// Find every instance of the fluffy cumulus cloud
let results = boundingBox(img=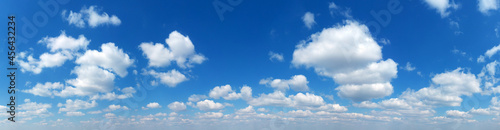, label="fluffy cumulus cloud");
[423,0,458,17]
[401,68,480,106]
[139,31,206,68]
[188,94,208,102]
[143,102,161,110]
[75,42,134,77]
[208,85,252,100]
[22,82,64,97]
[18,99,53,120]
[19,33,135,100]
[292,20,397,101]
[196,100,225,111]
[446,110,471,118]
[336,83,394,102]
[145,69,188,87]
[478,0,499,14]
[353,68,481,119]
[62,5,121,28]
[105,104,129,111]
[18,32,89,74]
[247,91,347,112]
[259,75,309,91]
[59,65,116,97]
[302,12,316,29]
[197,112,224,119]
[89,87,137,100]
[168,102,187,111]
[57,99,97,112]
